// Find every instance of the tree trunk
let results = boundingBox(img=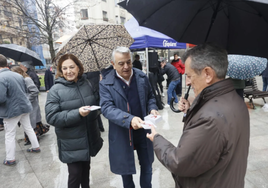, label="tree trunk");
[48,33,55,61]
